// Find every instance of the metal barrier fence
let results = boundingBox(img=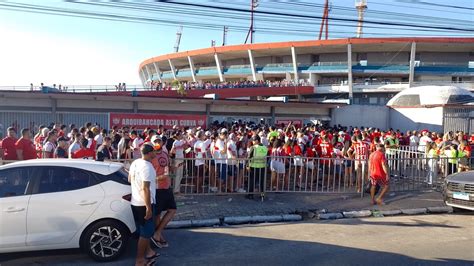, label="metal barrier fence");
[2,154,470,199]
